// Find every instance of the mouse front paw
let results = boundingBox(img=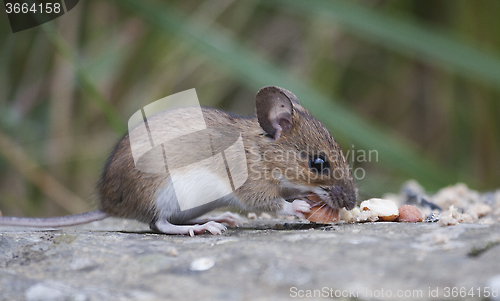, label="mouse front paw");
[279,199,311,219]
